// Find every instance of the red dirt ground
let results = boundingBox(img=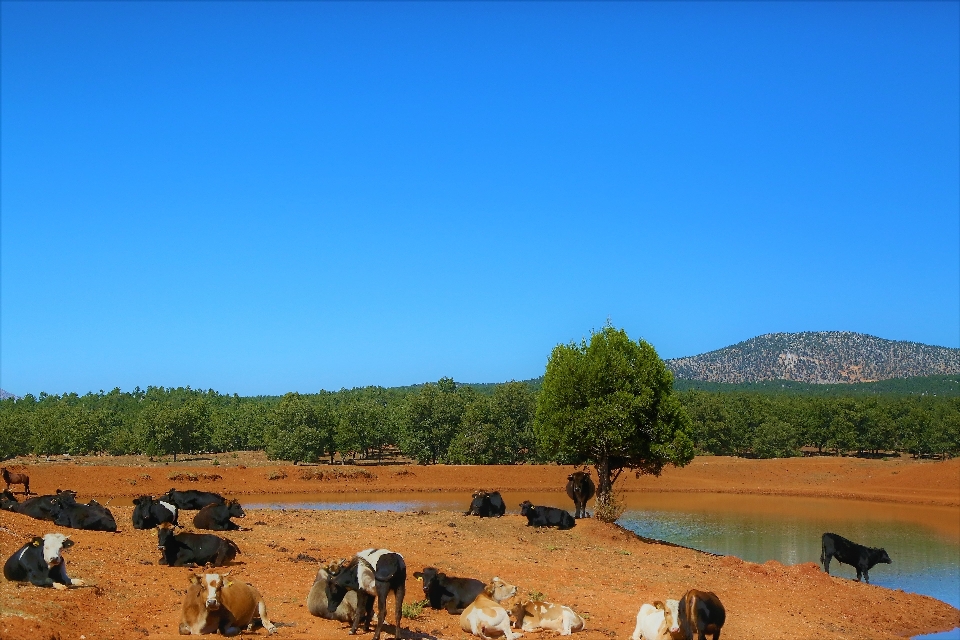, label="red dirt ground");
[0,455,957,640]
